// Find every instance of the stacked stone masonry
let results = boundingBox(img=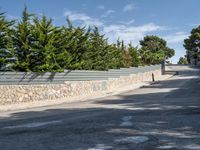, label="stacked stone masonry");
[0,69,162,105]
